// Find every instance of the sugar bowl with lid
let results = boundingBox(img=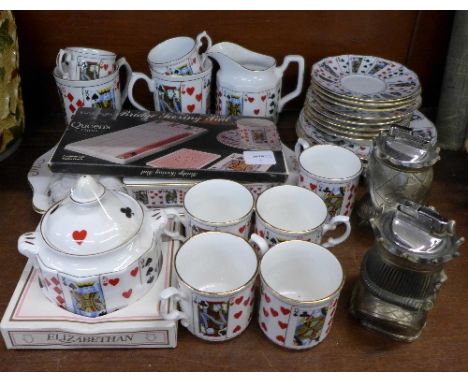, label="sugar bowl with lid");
[18,175,169,317]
